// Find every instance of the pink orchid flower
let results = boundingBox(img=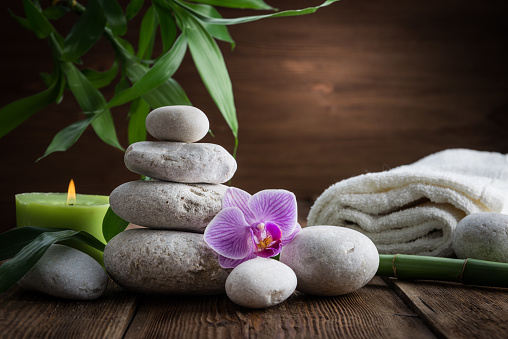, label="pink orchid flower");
[204,187,301,268]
